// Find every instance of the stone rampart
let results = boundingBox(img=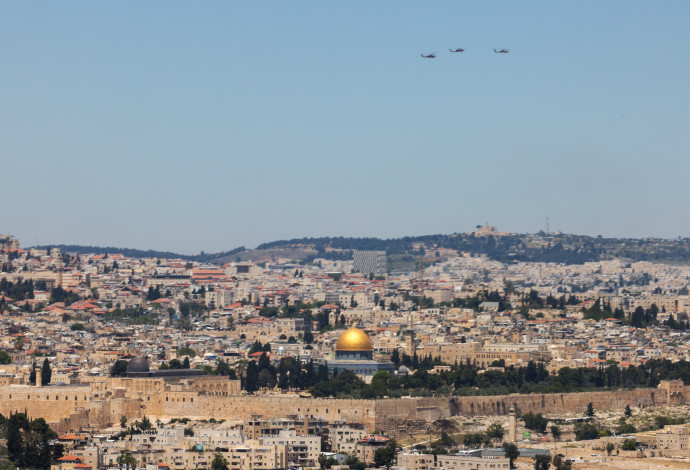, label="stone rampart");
[140,394,379,431]
[0,384,93,422]
[2,382,689,436]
